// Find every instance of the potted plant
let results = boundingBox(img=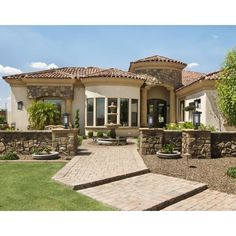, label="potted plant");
[32,146,59,160]
[156,144,181,159]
